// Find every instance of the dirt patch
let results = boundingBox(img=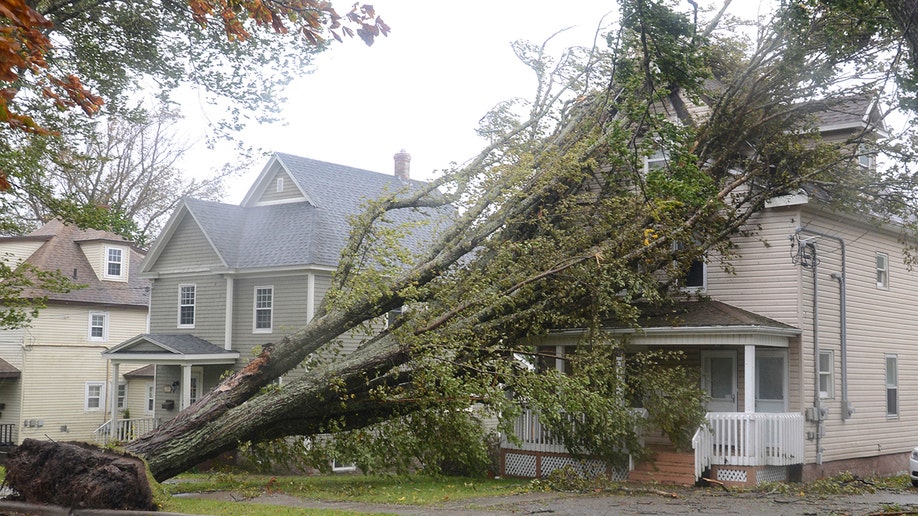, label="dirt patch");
[177,484,918,515]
